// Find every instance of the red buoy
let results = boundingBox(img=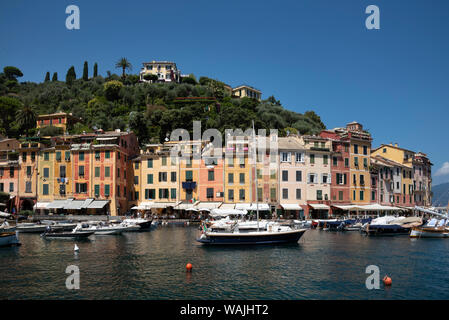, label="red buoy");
[383,275,392,286]
[186,263,193,272]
